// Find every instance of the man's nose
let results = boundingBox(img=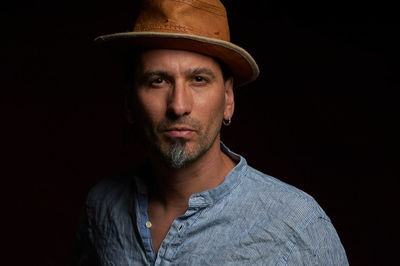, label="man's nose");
[167,80,193,118]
